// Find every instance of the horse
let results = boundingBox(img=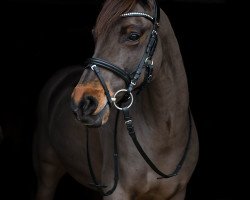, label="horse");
[33,0,199,199]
